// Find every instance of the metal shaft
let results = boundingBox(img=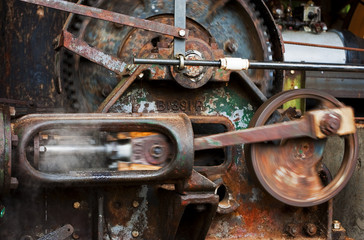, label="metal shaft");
[134,58,221,66]
[134,58,364,72]
[248,61,364,72]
